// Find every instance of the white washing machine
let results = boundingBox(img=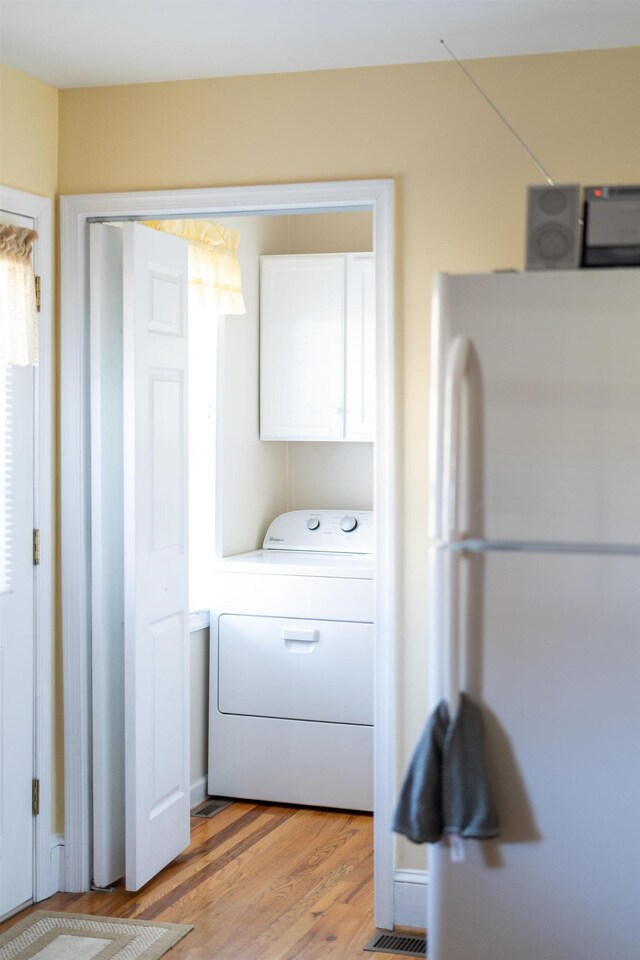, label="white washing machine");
[208,509,374,811]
